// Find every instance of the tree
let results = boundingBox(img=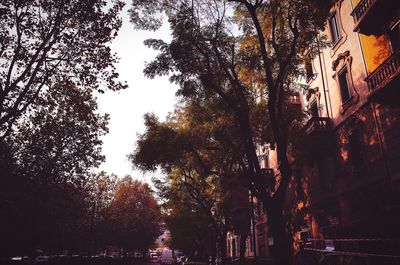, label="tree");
[0,164,90,255]
[85,171,118,253]
[0,0,125,139]
[154,173,223,258]
[0,79,110,256]
[132,101,248,263]
[105,176,162,252]
[129,1,332,264]
[8,80,109,186]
